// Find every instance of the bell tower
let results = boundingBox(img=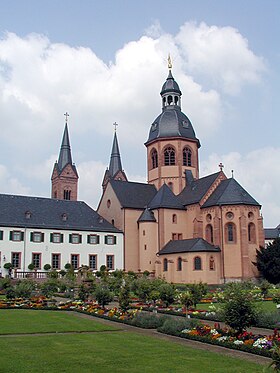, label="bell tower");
[51,113,79,200]
[145,59,200,195]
